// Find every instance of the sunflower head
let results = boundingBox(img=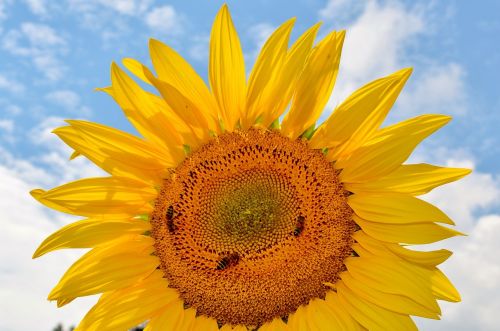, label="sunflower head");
[32,4,469,331]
